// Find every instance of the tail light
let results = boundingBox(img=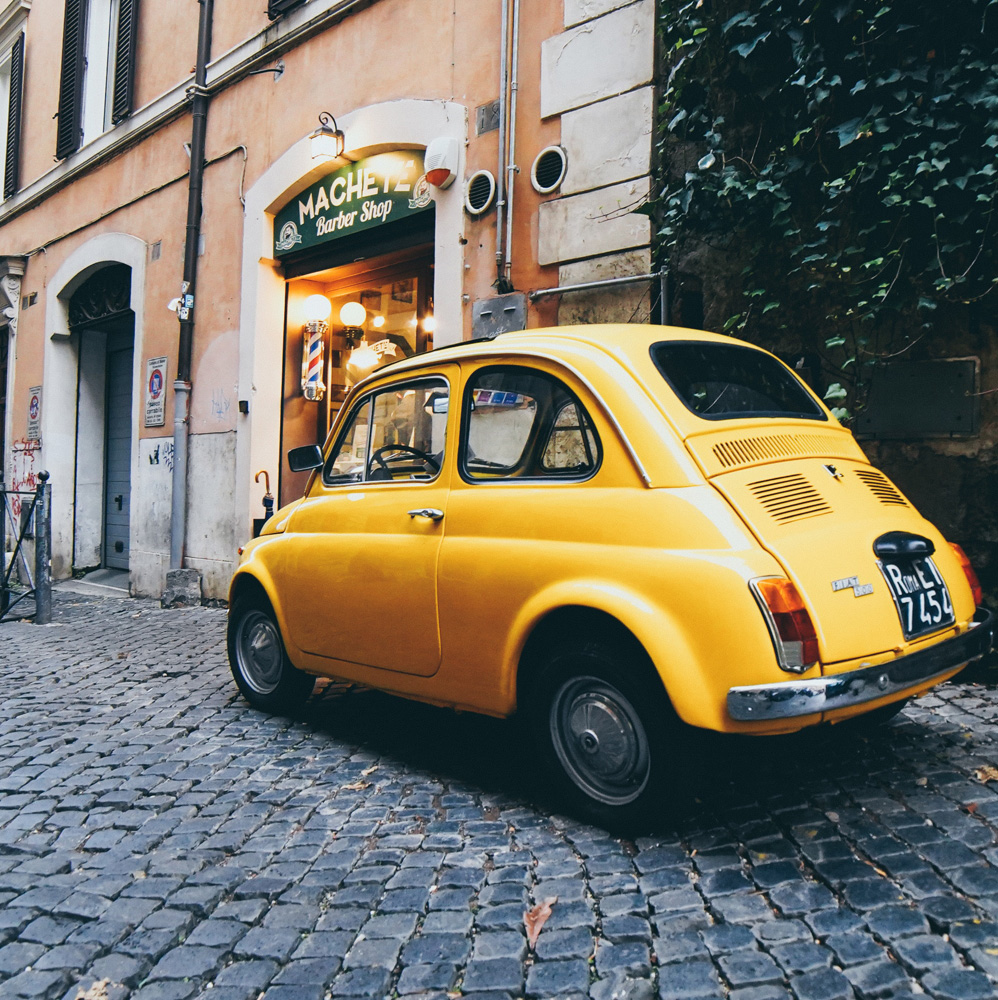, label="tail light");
[750,577,820,673]
[950,543,983,607]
